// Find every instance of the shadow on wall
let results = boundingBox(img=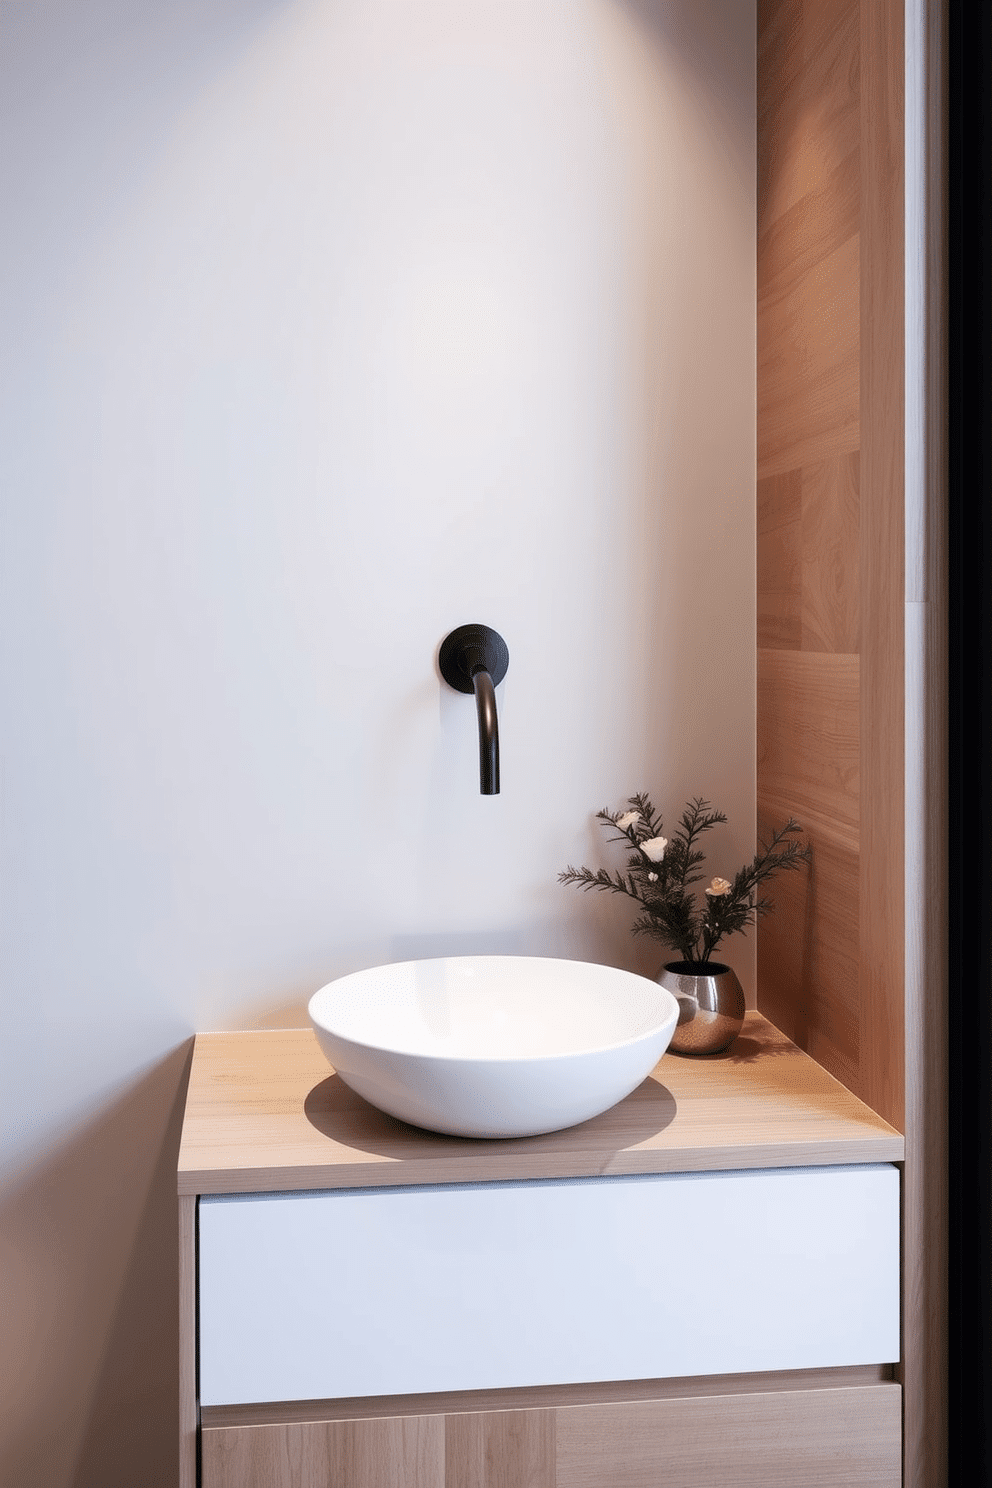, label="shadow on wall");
[227,914,663,1031]
[0,1041,194,1488]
